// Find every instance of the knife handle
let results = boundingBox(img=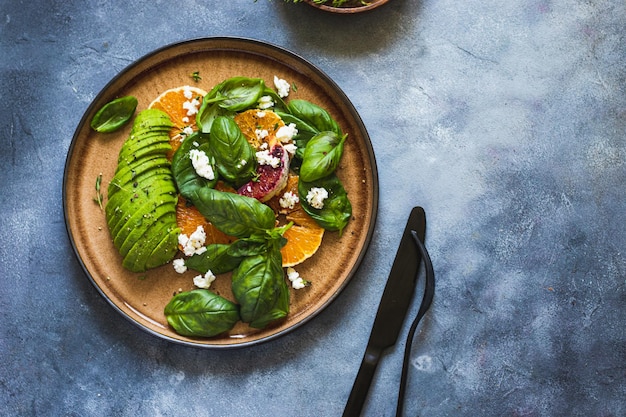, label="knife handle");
[342,347,382,417]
